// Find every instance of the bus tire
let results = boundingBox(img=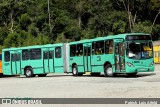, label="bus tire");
[72,65,78,76]
[104,64,114,77]
[91,73,100,76]
[25,67,35,77]
[127,73,137,77]
[38,74,47,77]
